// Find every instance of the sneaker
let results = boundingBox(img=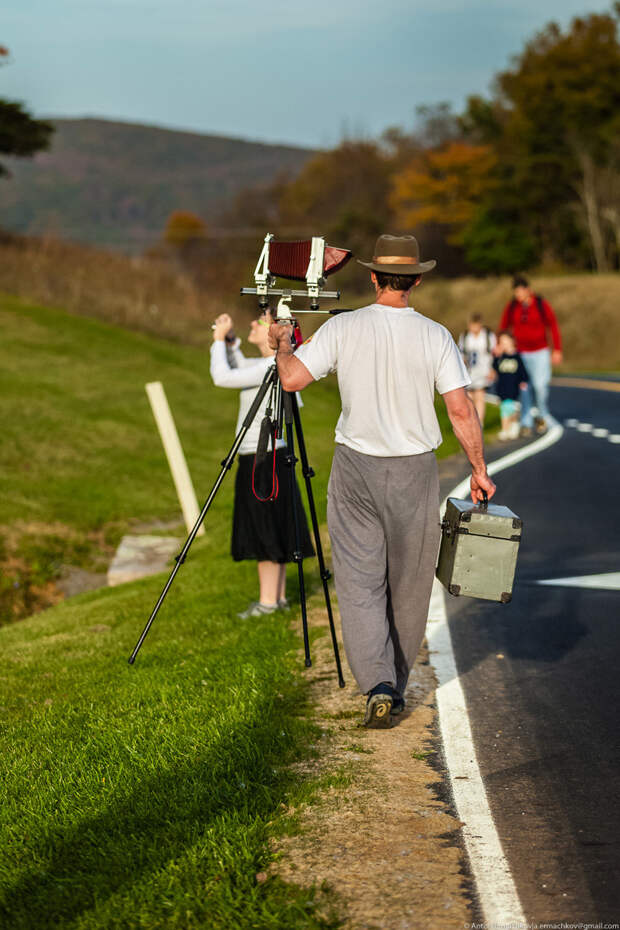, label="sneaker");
[237,601,279,619]
[535,417,548,435]
[278,597,290,610]
[519,426,533,438]
[364,685,394,729]
[498,430,509,441]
